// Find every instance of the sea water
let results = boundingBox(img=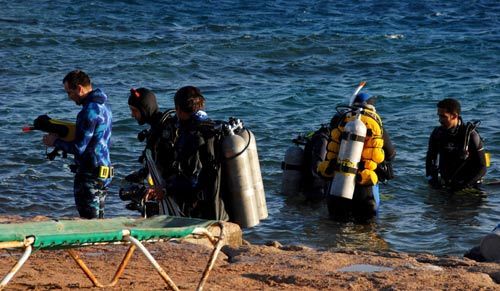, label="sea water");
[1,0,499,256]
